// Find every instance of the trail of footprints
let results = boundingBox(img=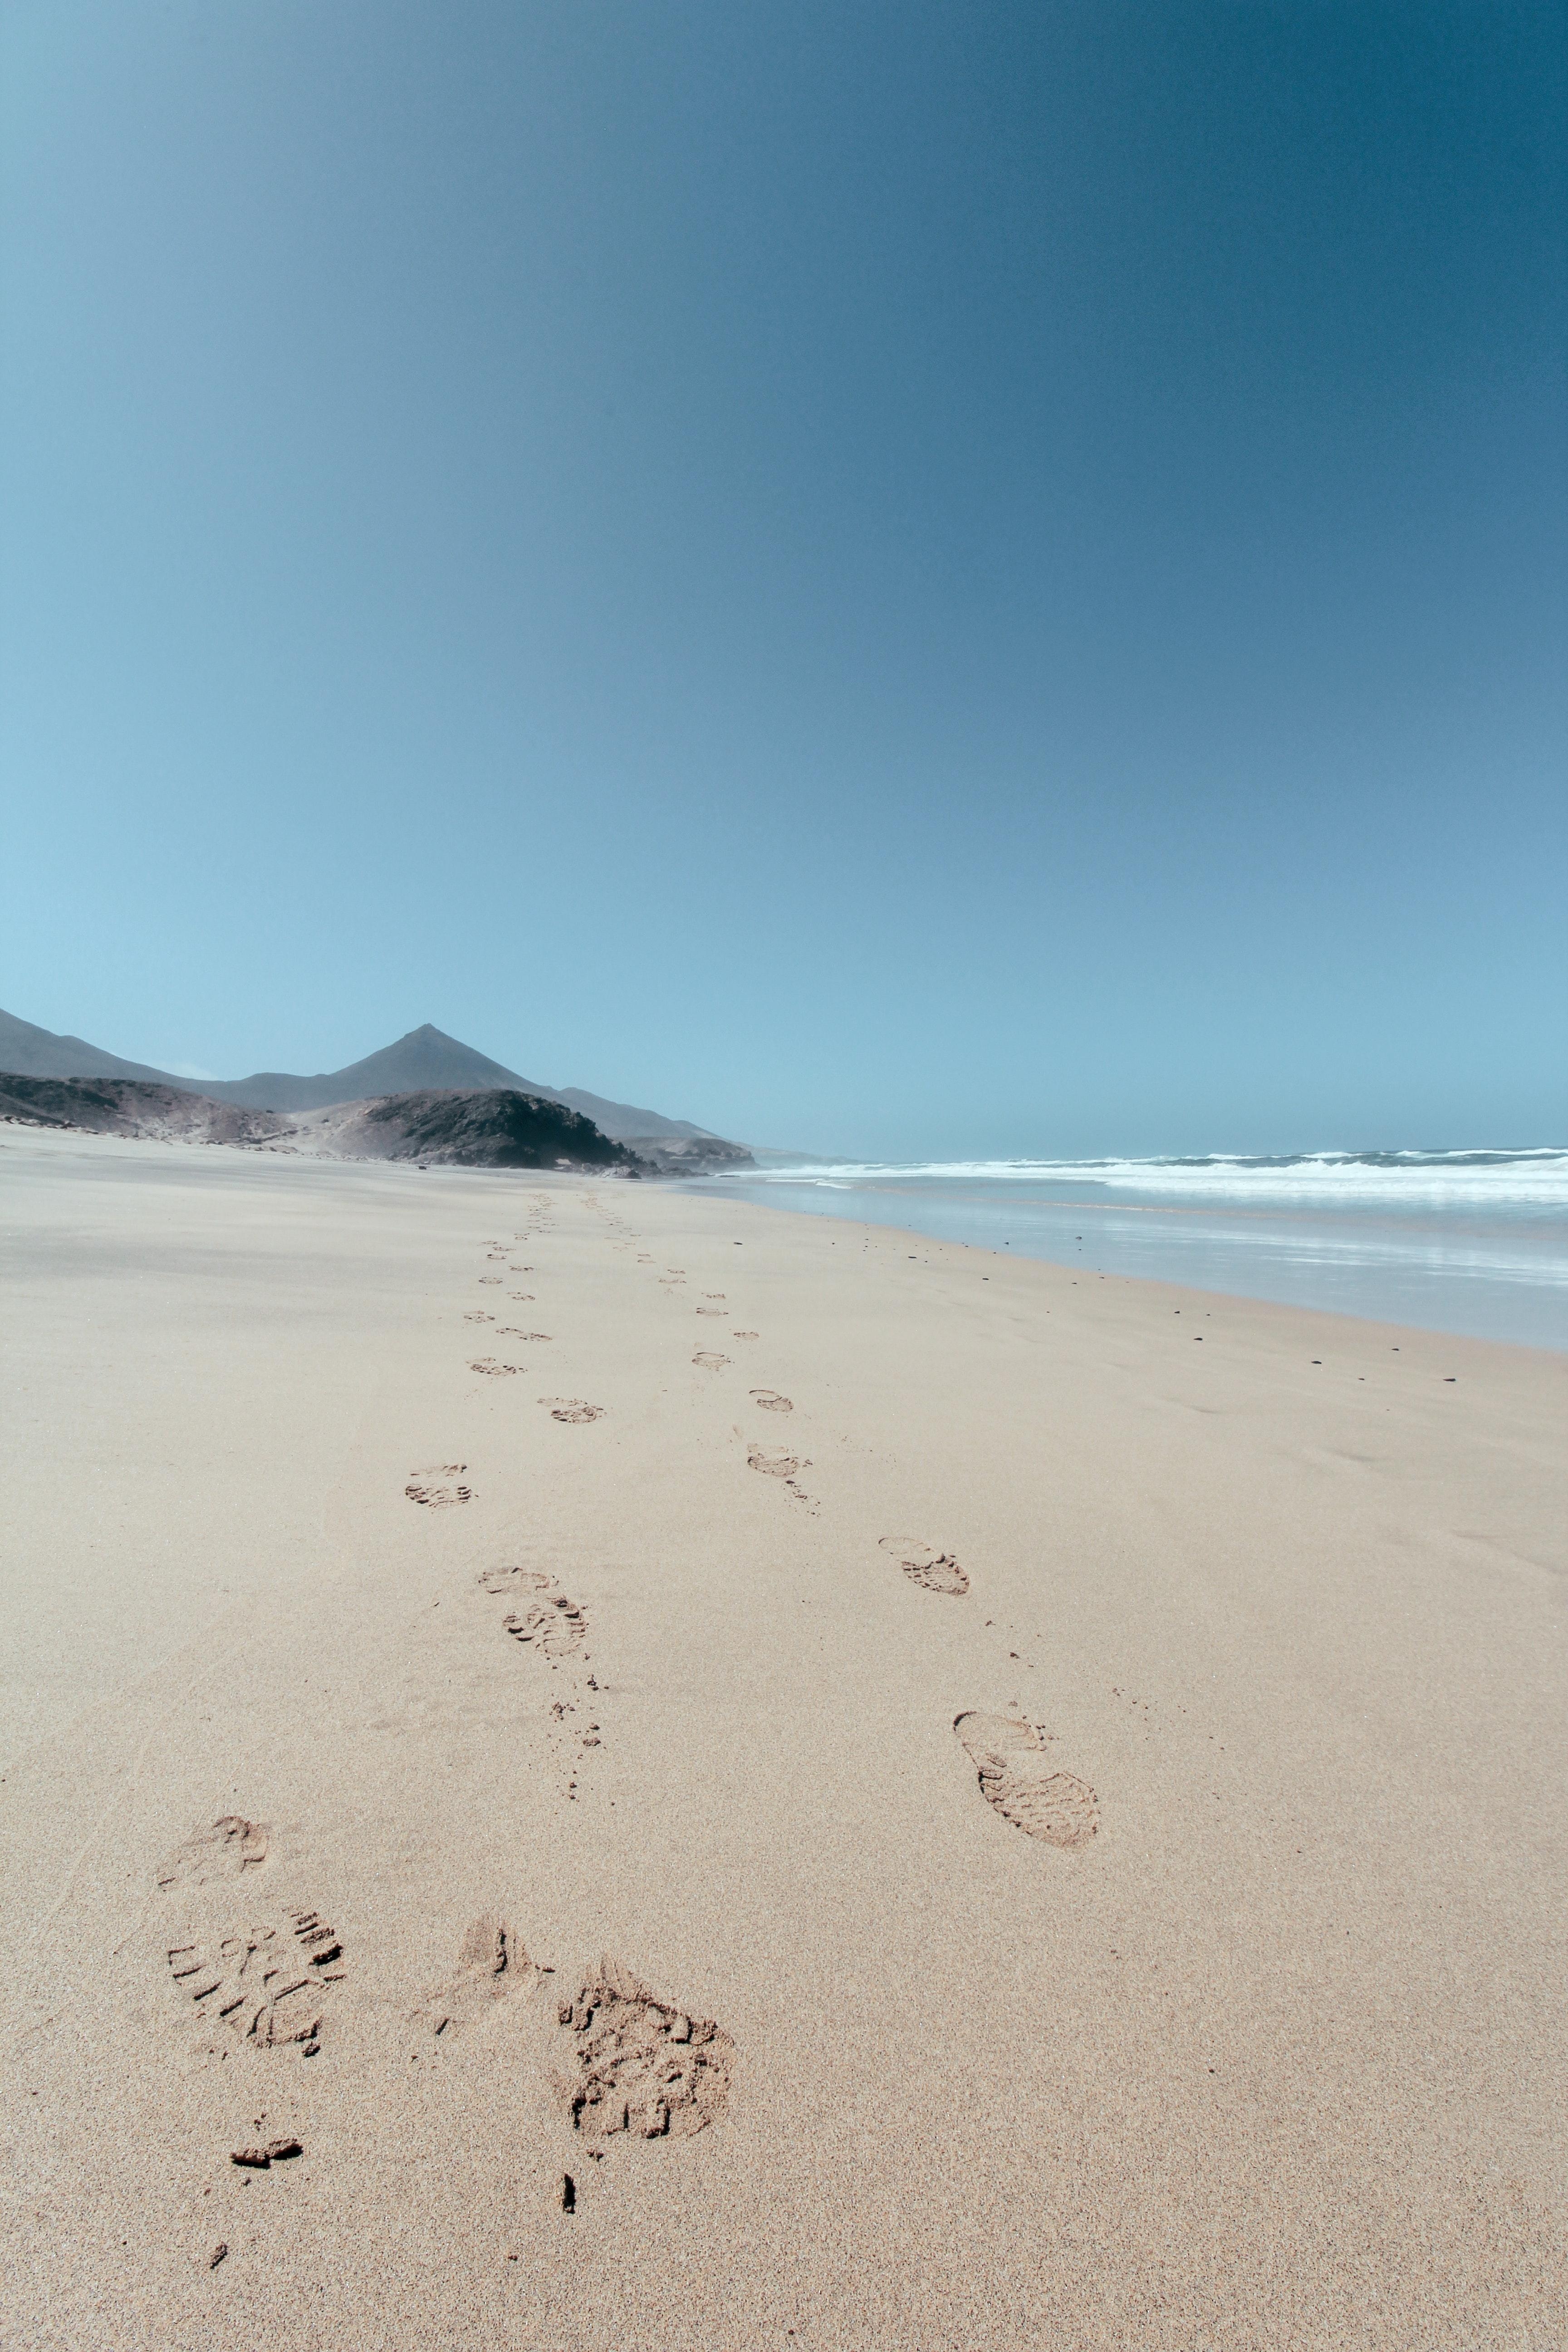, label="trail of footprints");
[291,1191,1094,2217]
[621,1200,1100,1856]
[153,1196,1097,2235]
[473,1210,1100,1849]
